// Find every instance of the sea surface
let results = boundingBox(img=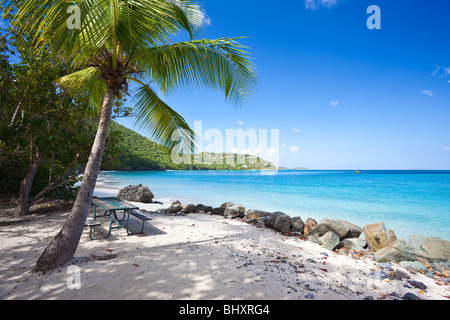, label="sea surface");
[99,170,450,241]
